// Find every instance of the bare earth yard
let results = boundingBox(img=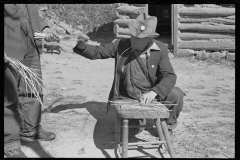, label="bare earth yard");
[21,39,235,158]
